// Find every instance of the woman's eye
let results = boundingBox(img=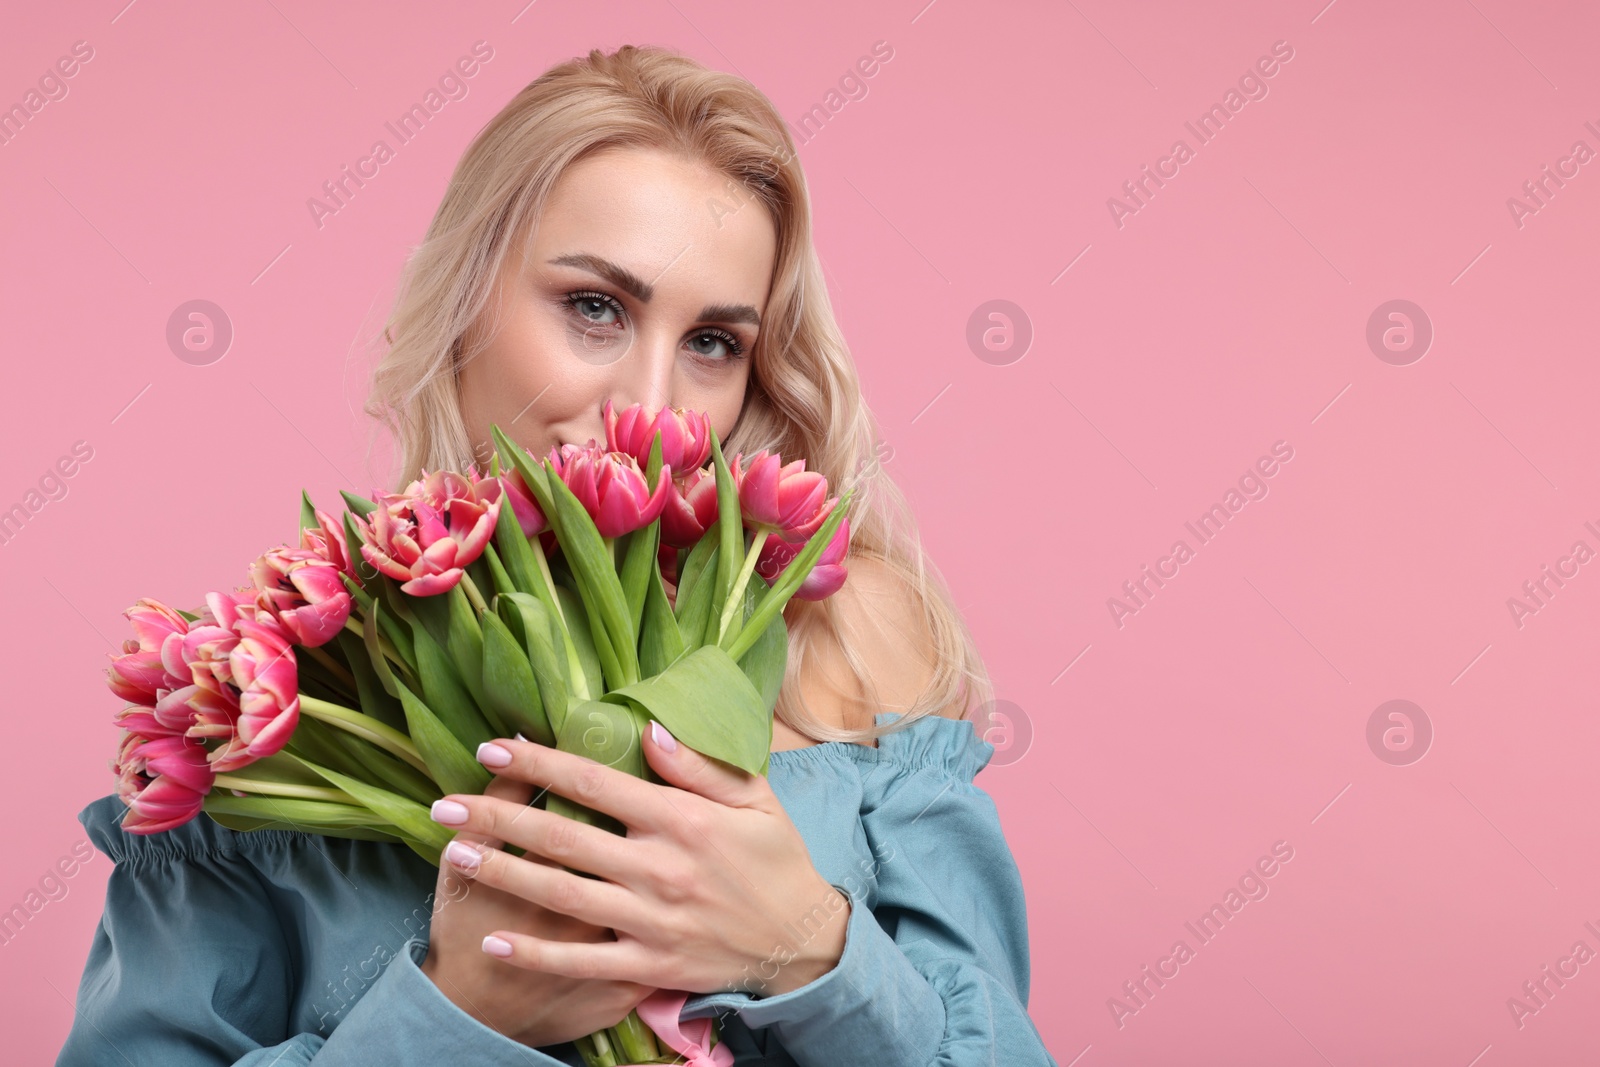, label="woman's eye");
[563,290,746,360]
[689,329,745,360]
[565,291,625,326]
